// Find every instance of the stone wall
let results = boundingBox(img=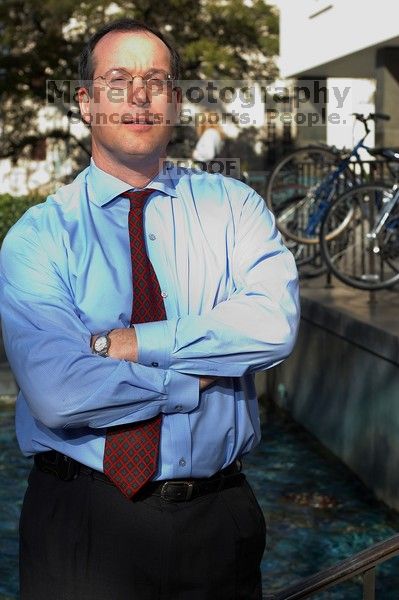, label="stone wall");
[269,295,399,511]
